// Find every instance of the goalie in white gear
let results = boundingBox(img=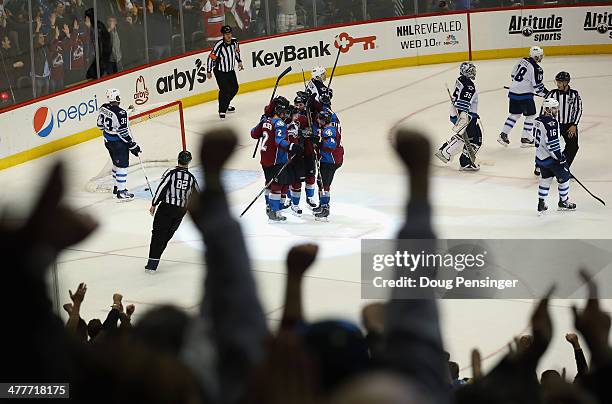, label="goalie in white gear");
[498,46,549,148]
[435,62,482,171]
[96,88,142,201]
[306,65,333,104]
[534,97,576,214]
